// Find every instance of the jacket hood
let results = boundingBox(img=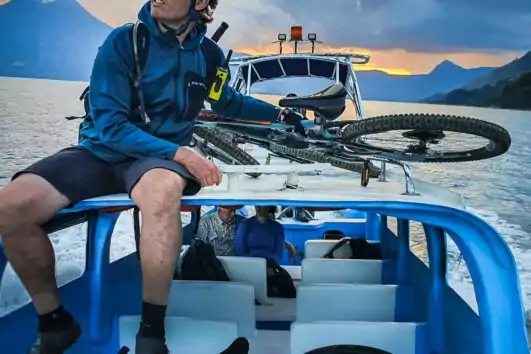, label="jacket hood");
[138,1,207,50]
